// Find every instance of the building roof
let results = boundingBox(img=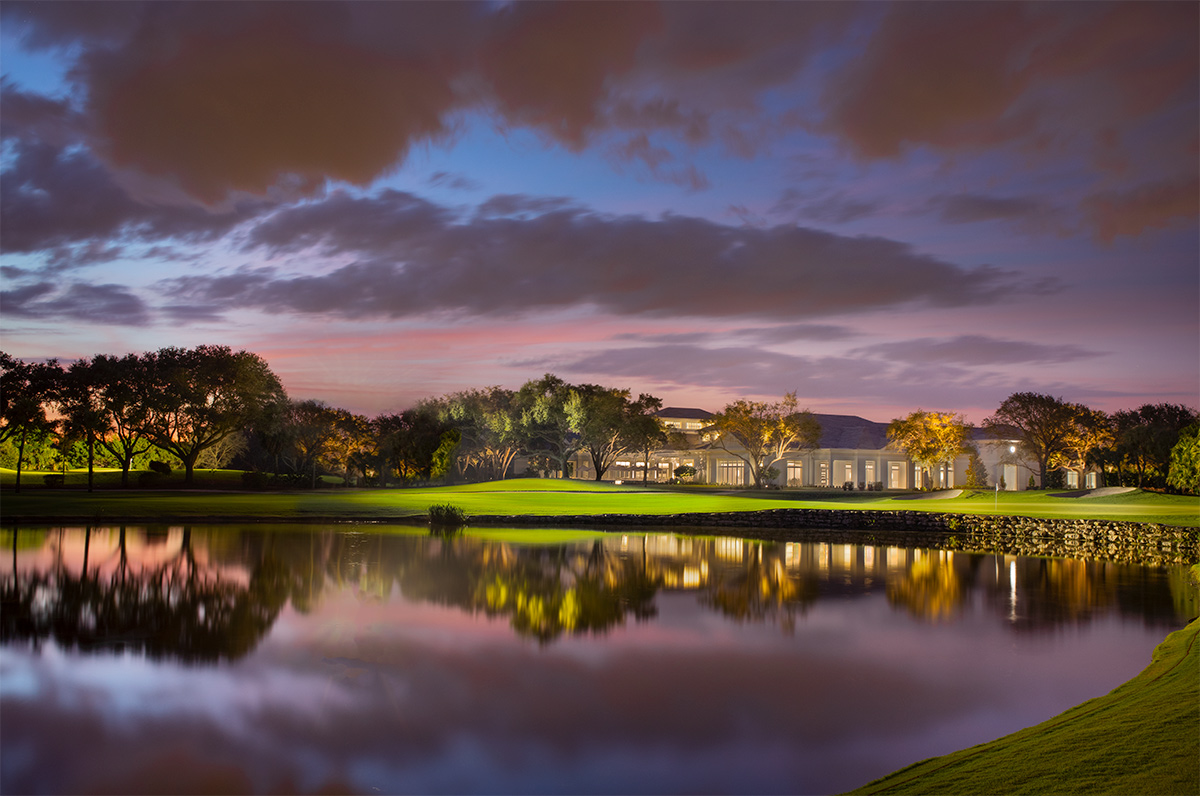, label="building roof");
[812,413,891,450]
[656,407,714,420]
